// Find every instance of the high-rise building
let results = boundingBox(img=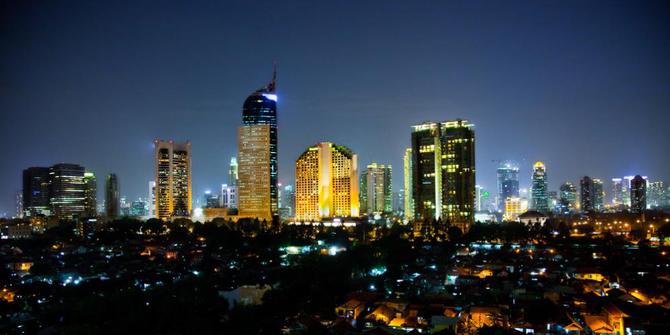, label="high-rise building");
[280,184,295,219]
[503,197,526,221]
[154,140,192,220]
[83,172,97,217]
[592,179,604,211]
[622,176,635,207]
[611,178,624,208]
[237,125,272,221]
[630,175,647,214]
[22,167,51,217]
[496,161,520,211]
[647,181,665,209]
[105,174,120,218]
[229,157,238,186]
[204,191,220,208]
[242,68,278,215]
[295,142,359,221]
[530,162,548,213]
[360,163,392,215]
[393,190,404,214]
[15,192,23,219]
[129,200,147,217]
[148,181,156,218]
[580,176,593,213]
[49,163,86,220]
[558,182,577,214]
[221,184,237,209]
[403,148,414,222]
[411,120,475,232]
